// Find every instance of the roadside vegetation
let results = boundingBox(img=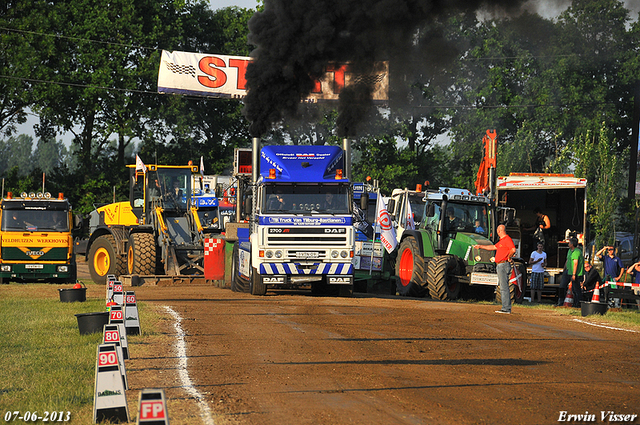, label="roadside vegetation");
[0,284,162,424]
